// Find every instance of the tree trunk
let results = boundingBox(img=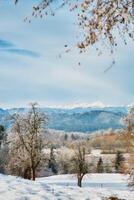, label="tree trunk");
[23,167,31,180]
[31,167,36,181]
[77,176,82,187]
